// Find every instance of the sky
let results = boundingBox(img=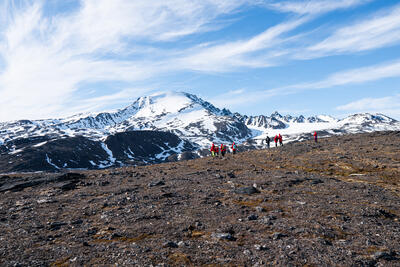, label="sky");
[1,0,400,122]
